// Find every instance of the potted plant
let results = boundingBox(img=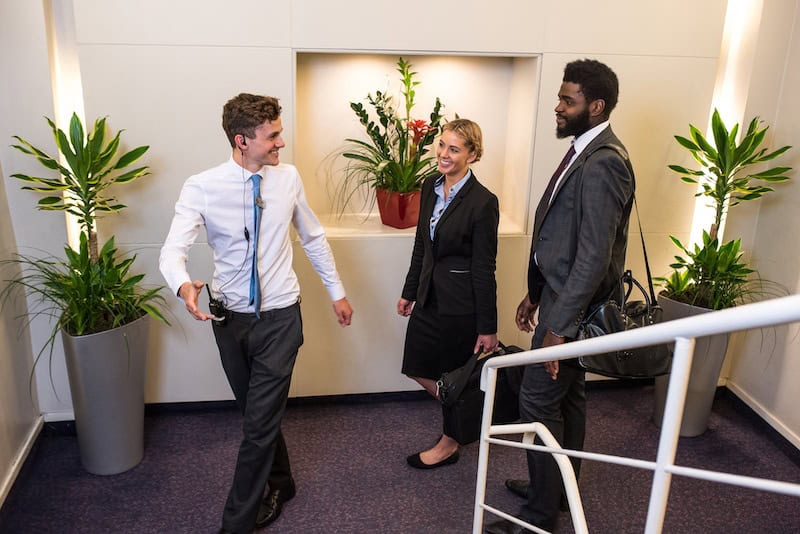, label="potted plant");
[332,57,446,228]
[653,109,792,436]
[2,113,167,474]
